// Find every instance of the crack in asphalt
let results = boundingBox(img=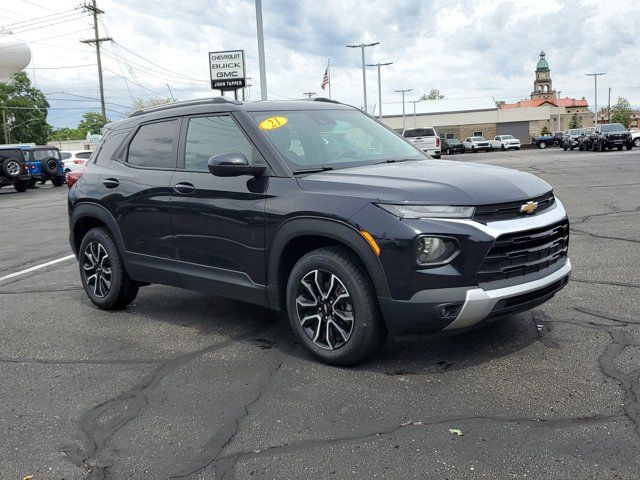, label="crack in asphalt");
[571,278,640,290]
[0,287,83,295]
[0,356,163,366]
[570,206,640,226]
[570,227,640,245]
[168,339,292,480]
[59,332,267,480]
[536,308,640,437]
